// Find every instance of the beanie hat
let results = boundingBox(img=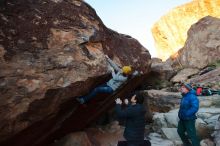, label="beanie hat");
[183,83,192,90]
